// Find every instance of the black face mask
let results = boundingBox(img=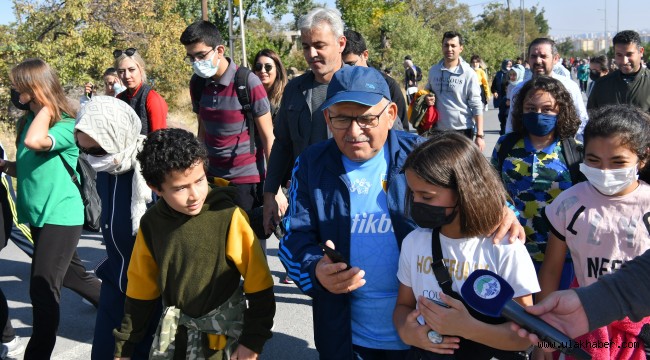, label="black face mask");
[410,201,457,229]
[10,89,31,111]
[589,69,601,82]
